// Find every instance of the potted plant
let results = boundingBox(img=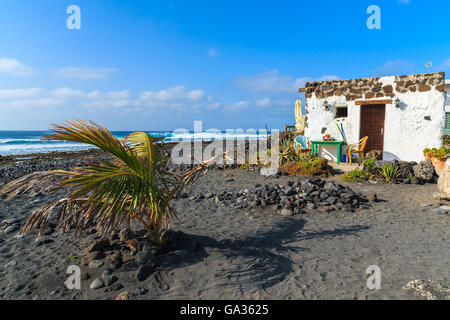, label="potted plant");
[423,146,450,176]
